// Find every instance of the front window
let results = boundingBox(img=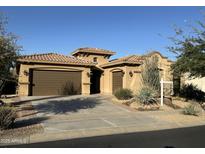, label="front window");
[93,57,98,63]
